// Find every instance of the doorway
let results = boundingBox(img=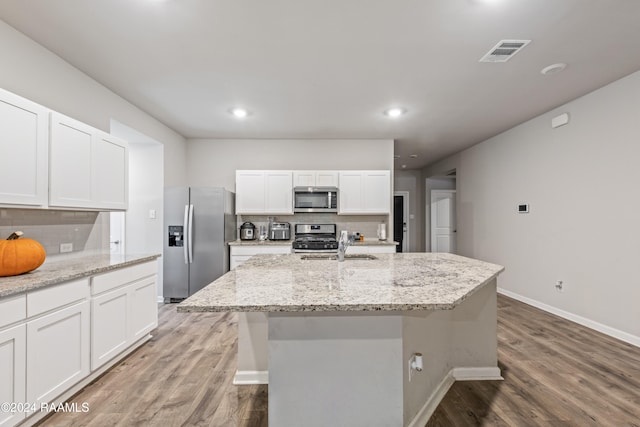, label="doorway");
[393,191,409,252]
[430,190,456,253]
